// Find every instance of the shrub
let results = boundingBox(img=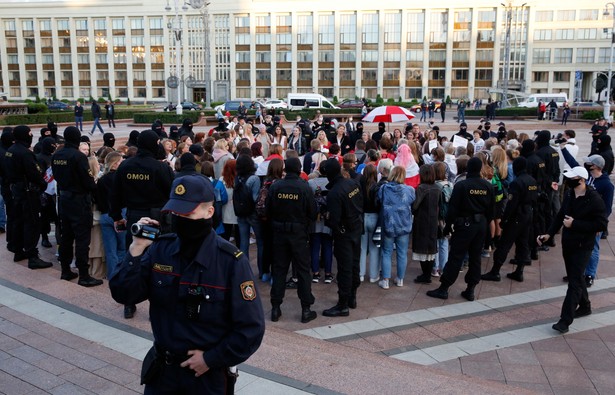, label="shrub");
[28,103,49,114]
[375,94,384,105]
[386,98,395,104]
[582,110,603,120]
[332,96,338,104]
[133,112,201,124]
[0,109,157,126]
